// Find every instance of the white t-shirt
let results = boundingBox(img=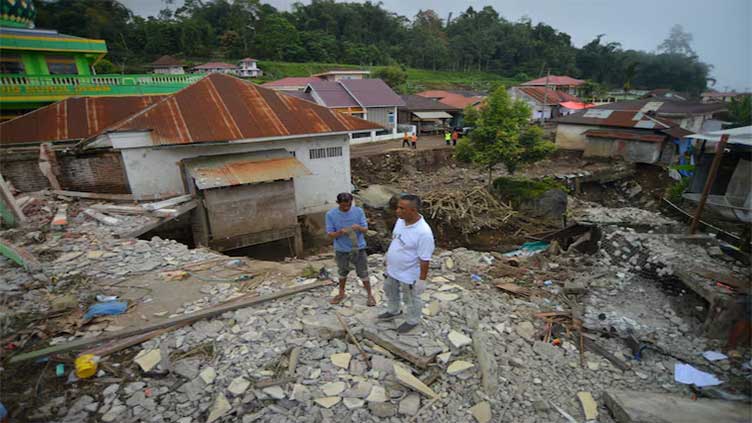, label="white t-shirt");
[386,216,435,284]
